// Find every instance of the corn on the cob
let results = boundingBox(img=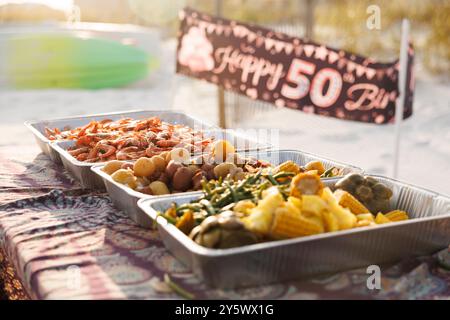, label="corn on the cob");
[271,207,324,239]
[375,213,391,224]
[304,161,326,175]
[290,173,324,197]
[334,189,370,214]
[274,160,301,174]
[385,210,409,221]
[356,213,375,222]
